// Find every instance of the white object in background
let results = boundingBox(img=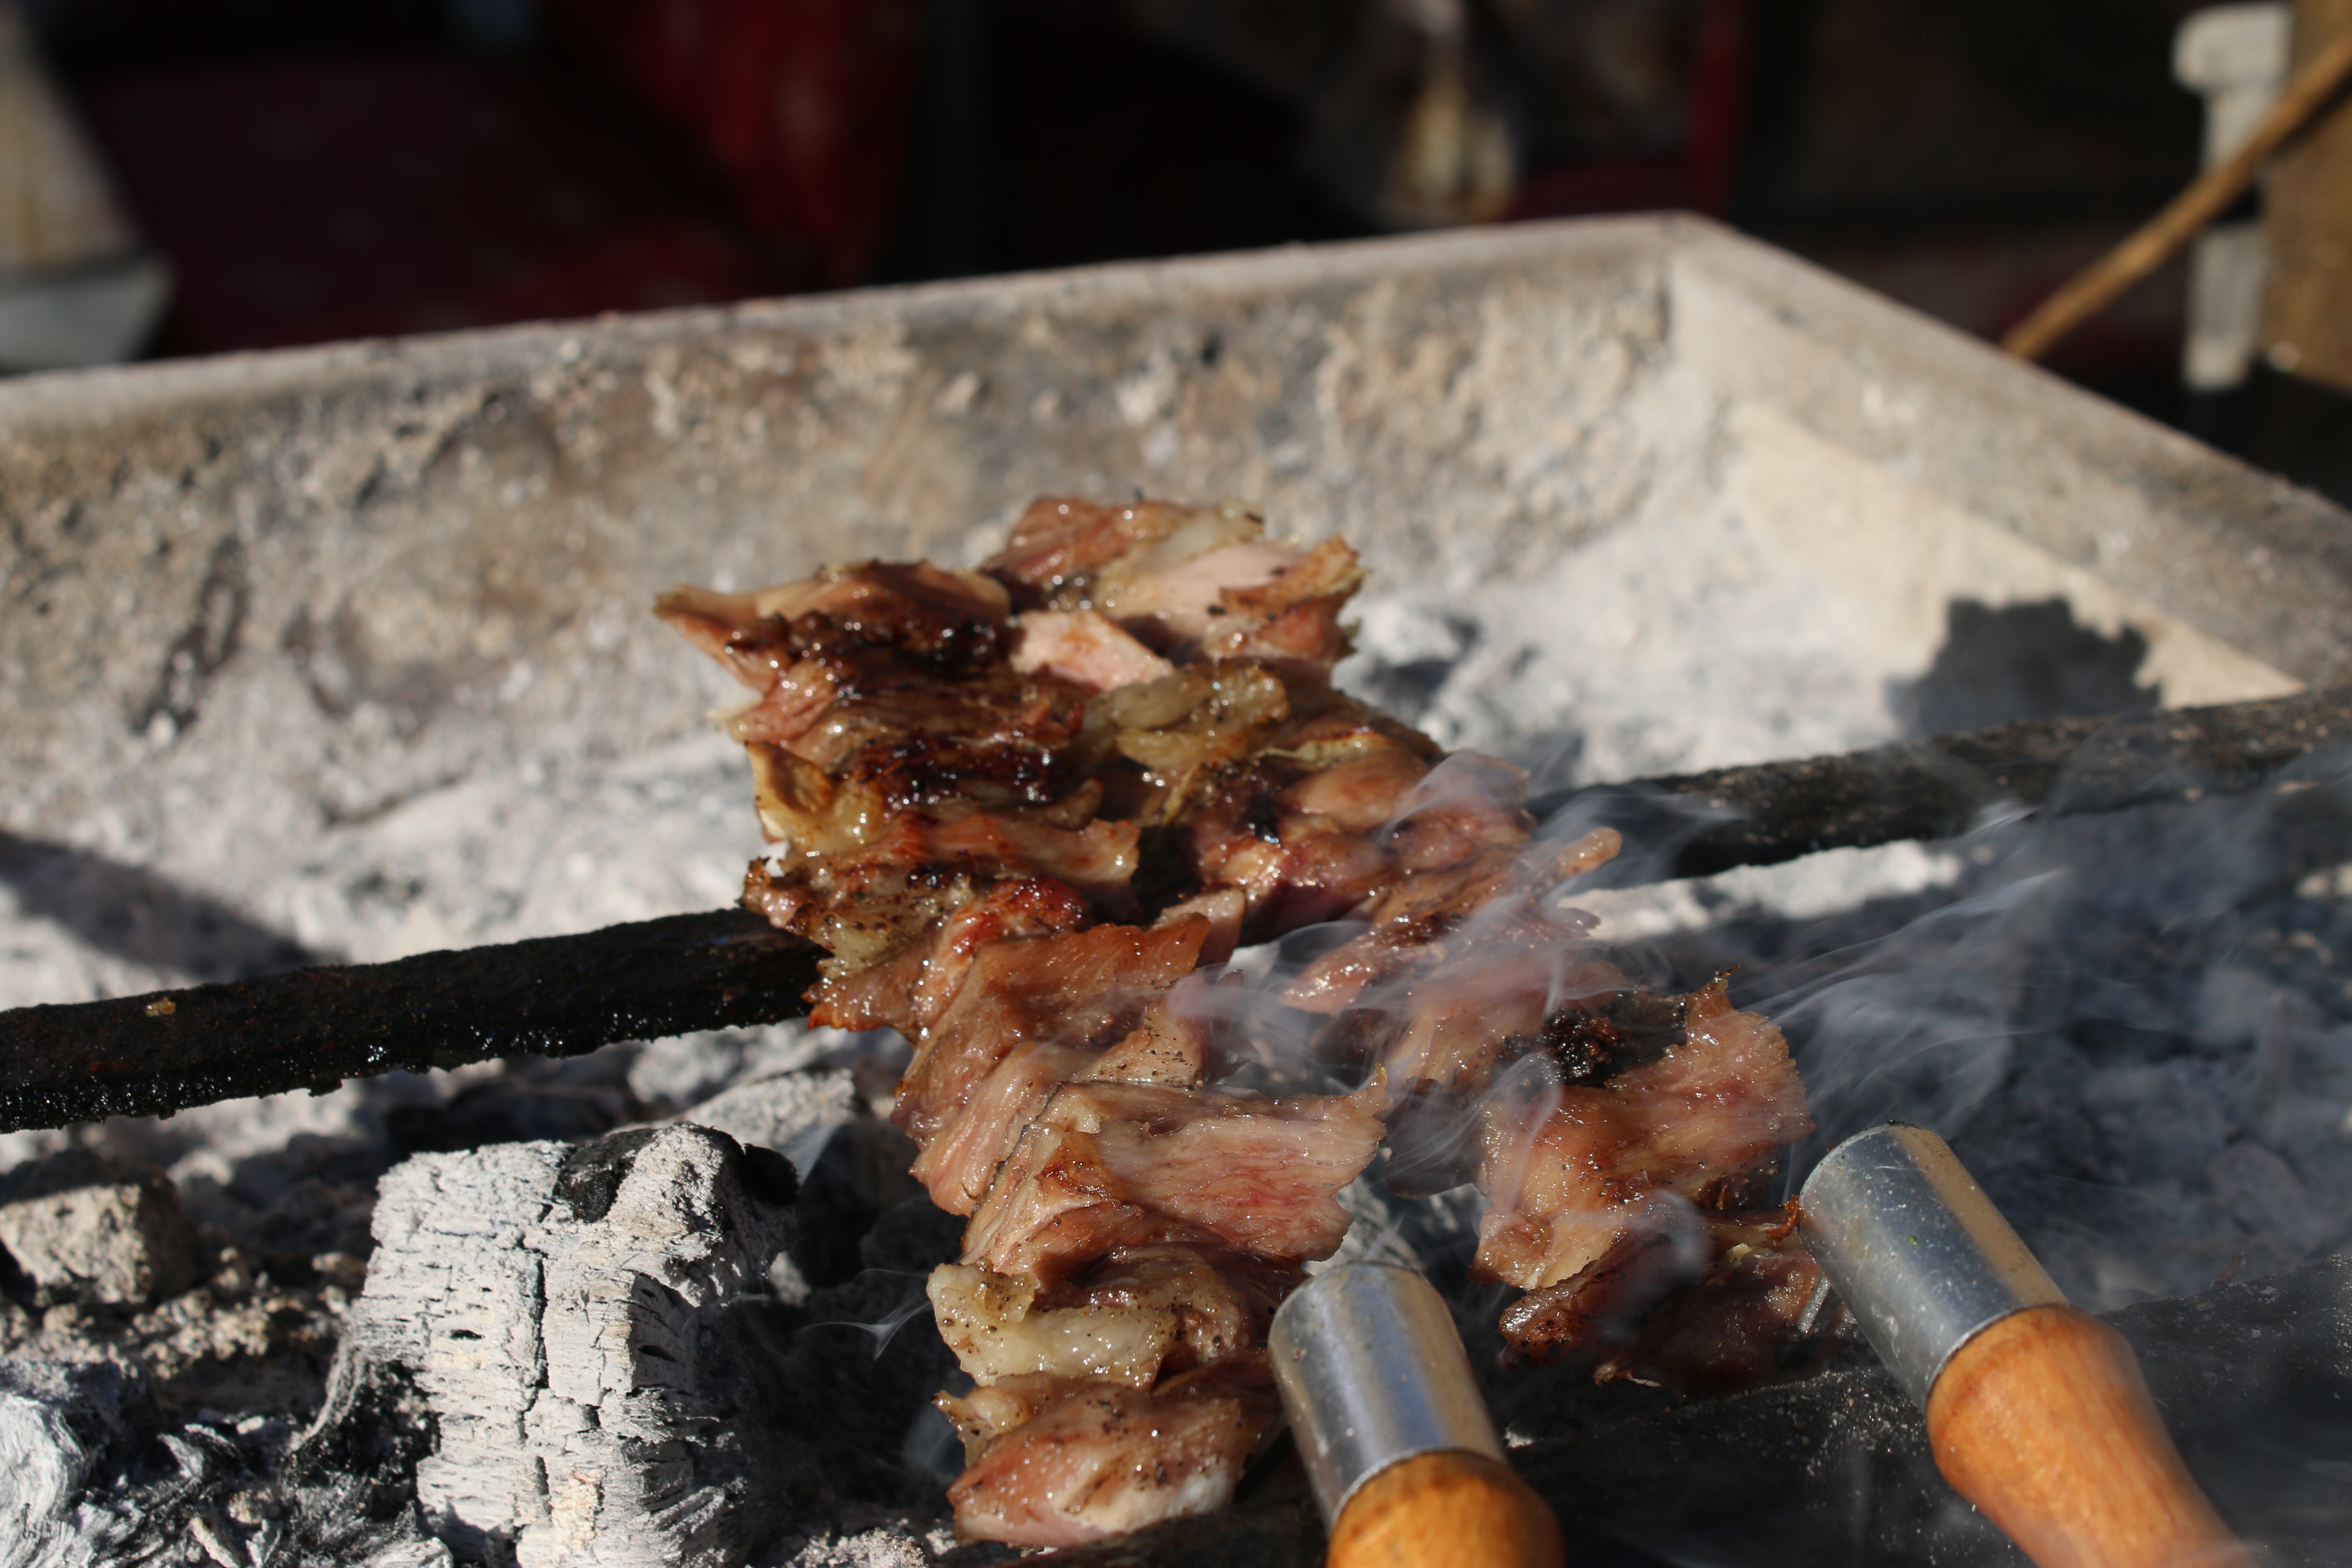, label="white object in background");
[0,1,168,371]
[2174,4,2292,392]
